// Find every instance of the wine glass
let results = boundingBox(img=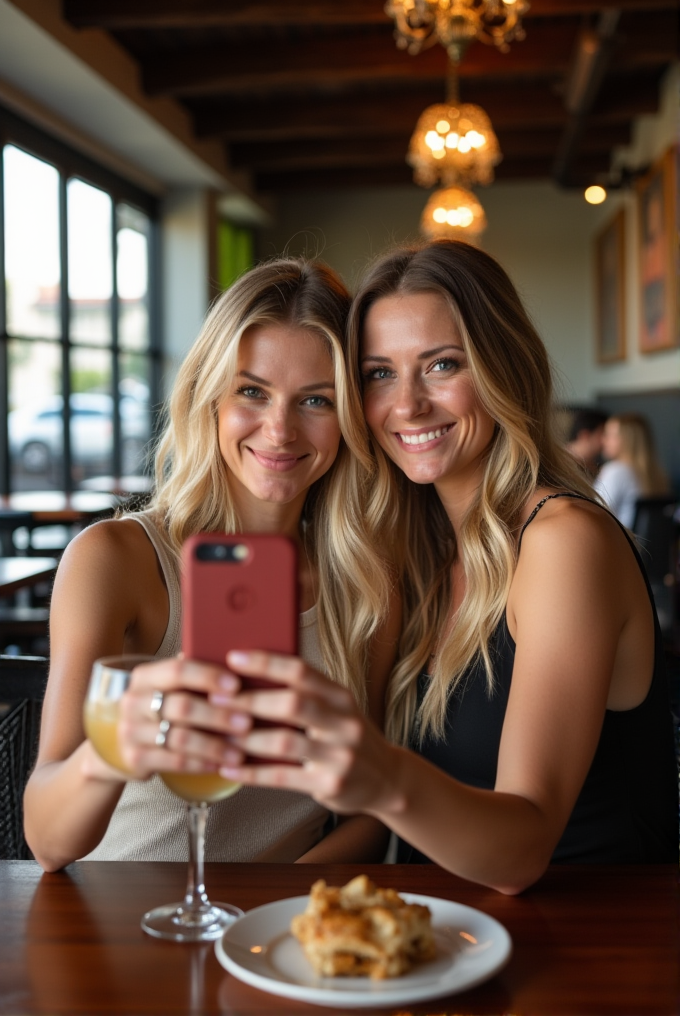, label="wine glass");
[83,654,244,942]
